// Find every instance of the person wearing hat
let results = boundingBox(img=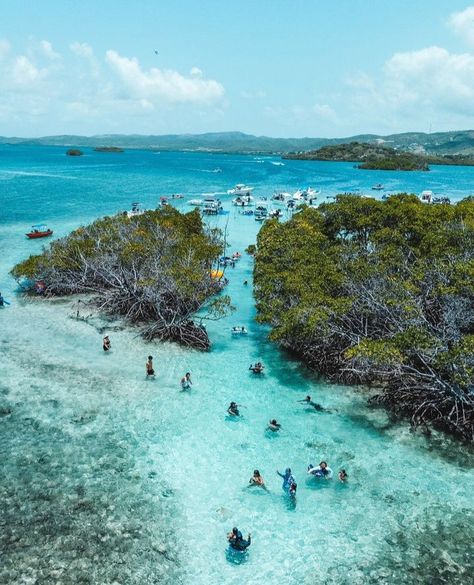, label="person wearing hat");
[103,335,111,351]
